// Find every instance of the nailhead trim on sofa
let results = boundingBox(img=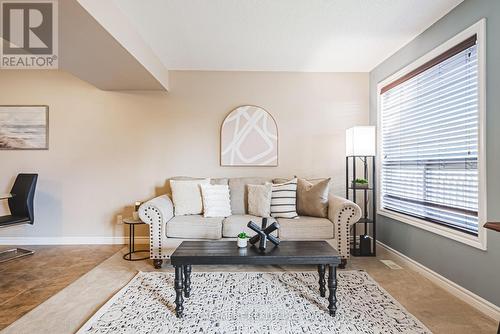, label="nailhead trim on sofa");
[140,193,361,262]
